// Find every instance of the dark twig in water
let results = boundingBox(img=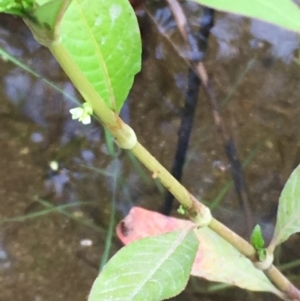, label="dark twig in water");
[154,1,253,237]
[162,69,200,215]
[161,4,214,215]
